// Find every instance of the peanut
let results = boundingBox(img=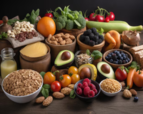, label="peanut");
[51,41,58,45]
[35,96,45,103]
[69,35,75,40]
[60,40,66,45]
[51,36,56,41]
[130,89,137,96]
[43,96,53,106]
[61,87,72,95]
[68,84,75,89]
[66,39,73,44]
[53,92,65,99]
[47,34,52,42]
[54,33,61,38]
[58,37,63,42]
